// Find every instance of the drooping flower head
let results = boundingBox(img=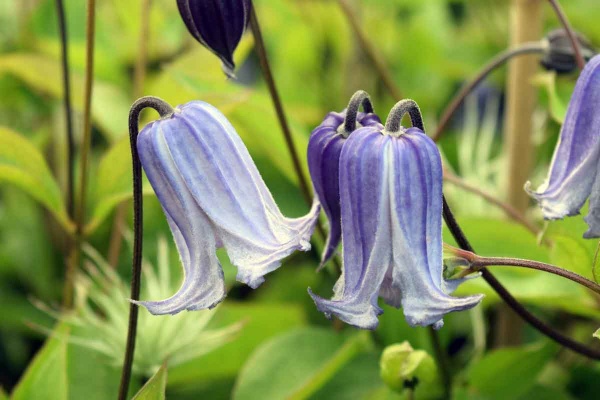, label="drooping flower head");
[309,99,483,329]
[541,29,596,74]
[177,0,250,77]
[308,90,383,266]
[526,54,600,238]
[136,100,319,314]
